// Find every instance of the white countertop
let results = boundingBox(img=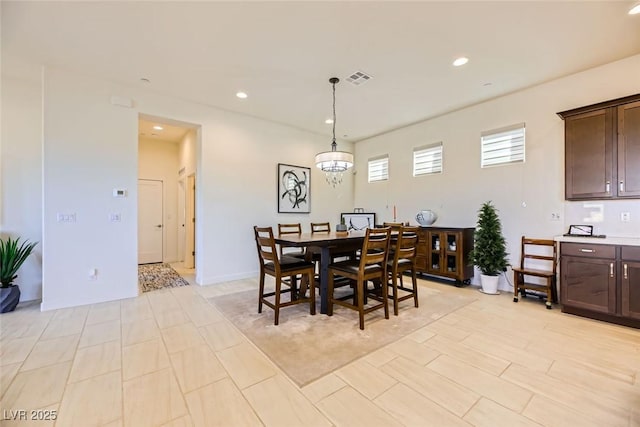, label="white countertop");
[554,235,640,246]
